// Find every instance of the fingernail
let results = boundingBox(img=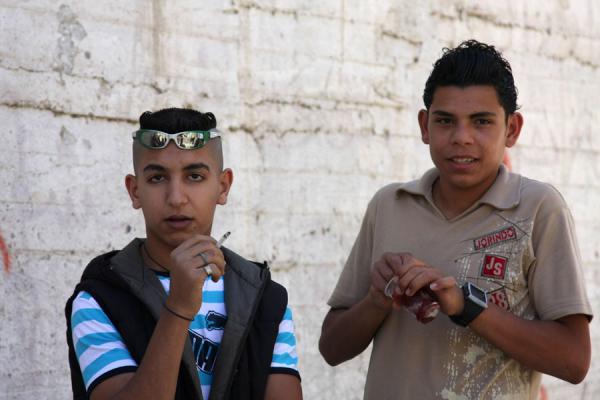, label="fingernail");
[430,283,438,290]
[405,288,412,296]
